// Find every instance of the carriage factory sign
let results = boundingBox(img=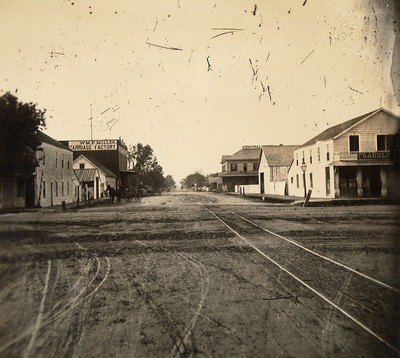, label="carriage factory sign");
[68,140,118,151]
